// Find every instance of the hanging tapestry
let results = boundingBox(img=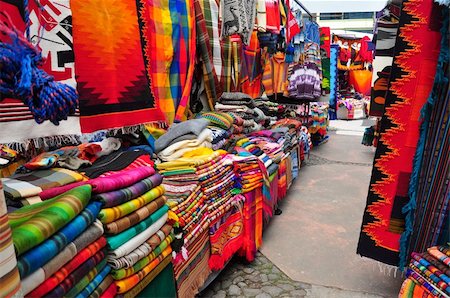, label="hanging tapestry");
[369,3,401,117]
[320,27,331,93]
[71,0,166,133]
[0,1,81,149]
[357,0,442,266]
[328,44,339,120]
[399,8,449,268]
